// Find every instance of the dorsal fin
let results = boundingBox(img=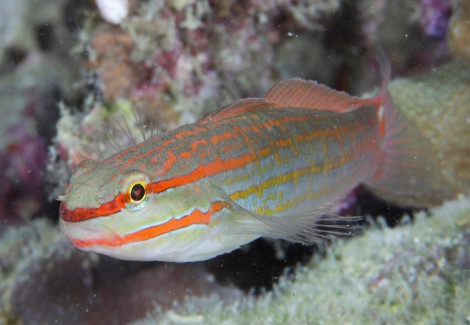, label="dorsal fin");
[200,78,376,124]
[199,98,270,123]
[265,79,369,112]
